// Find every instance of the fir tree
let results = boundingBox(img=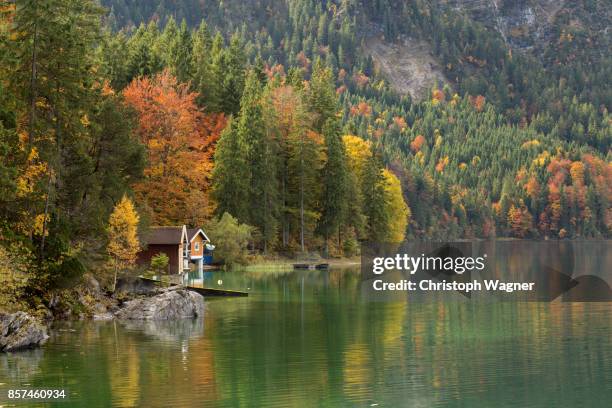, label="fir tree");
[212,119,249,222]
[191,21,212,107]
[219,33,246,115]
[318,117,348,252]
[307,60,337,132]
[362,152,390,242]
[238,71,279,251]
